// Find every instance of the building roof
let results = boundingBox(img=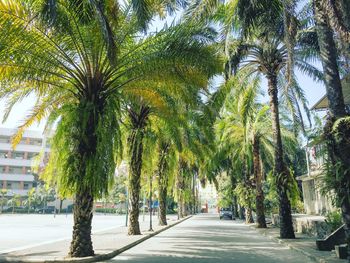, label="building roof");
[311,75,350,111]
